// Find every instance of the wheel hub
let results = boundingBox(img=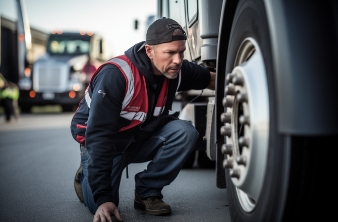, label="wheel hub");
[220,38,270,211]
